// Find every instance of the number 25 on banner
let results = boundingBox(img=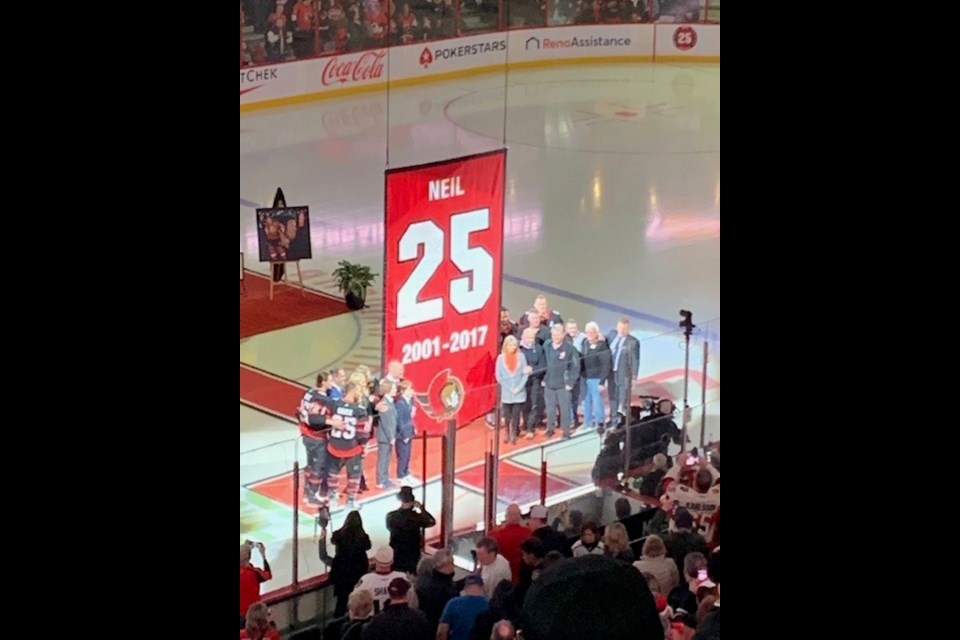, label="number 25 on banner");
[397,208,493,328]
